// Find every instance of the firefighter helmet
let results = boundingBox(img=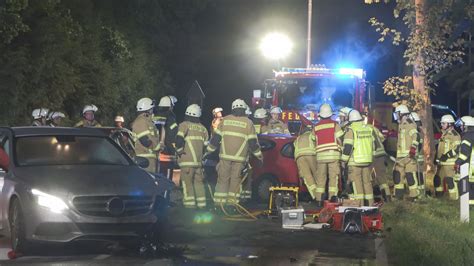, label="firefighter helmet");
[348,110,363,122]
[254,108,267,119]
[115,116,125,123]
[339,107,352,117]
[158,96,173,107]
[395,104,410,115]
[411,112,421,122]
[32,108,49,119]
[185,104,202,118]
[212,107,223,116]
[49,111,65,120]
[461,116,474,127]
[232,99,247,110]
[319,104,333,118]
[136,98,154,111]
[270,106,282,114]
[82,104,98,114]
[440,114,455,124]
